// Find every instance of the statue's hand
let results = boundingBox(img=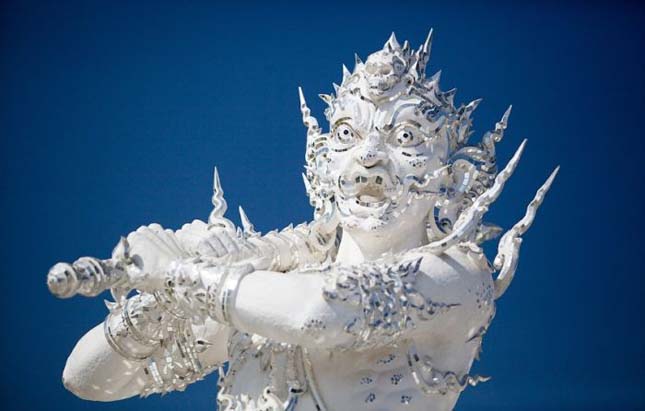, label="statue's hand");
[193,227,272,270]
[196,227,245,257]
[176,220,248,258]
[123,224,191,291]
